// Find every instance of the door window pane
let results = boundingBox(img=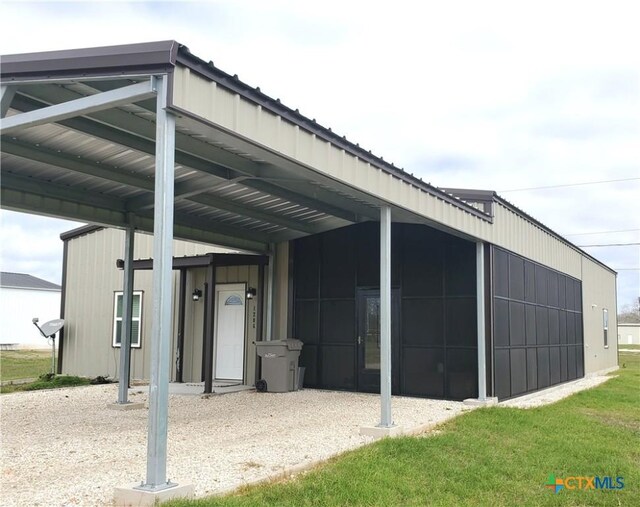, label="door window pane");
[365,296,380,369]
